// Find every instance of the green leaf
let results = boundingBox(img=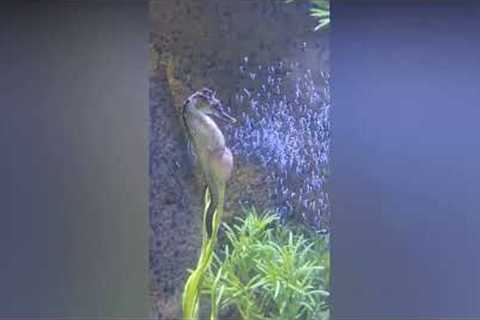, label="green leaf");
[314,19,330,31]
[201,209,330,319]
[274,280,281,299]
